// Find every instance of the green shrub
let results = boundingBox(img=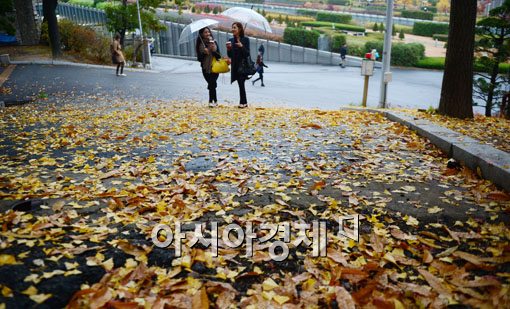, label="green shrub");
[95,1,118,9]
[331,34,346,52]
[301,21,365,33]
[415,57,445,70]
[283,27,320,48]
[421,6,437,13]
[372,22,379,32]
[0,16,15,36]
[364,41,383,58]
[399,28,405,40]
[316,12,352,24]
[401,10,434,21]
[412,22,449,37]
[391,43,425,66]
[296,9,317,17]
[363,41,425,66]
[432,34,448,42]
[347,43,365,57]
[416,57,510,72]
[41,19,110,64]
[68,0,94,7]
[327,0,350,5]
